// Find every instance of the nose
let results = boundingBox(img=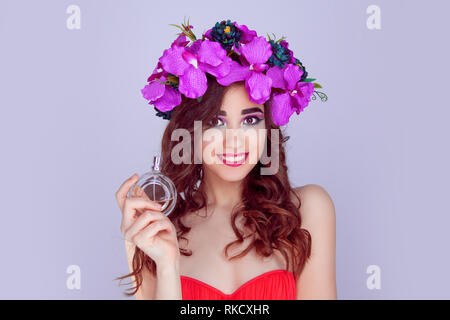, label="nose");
[223,128,245,151]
